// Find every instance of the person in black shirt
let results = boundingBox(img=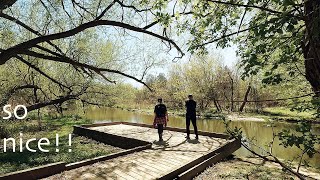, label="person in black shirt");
[153,98,168,141]
[185,94,198,139]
